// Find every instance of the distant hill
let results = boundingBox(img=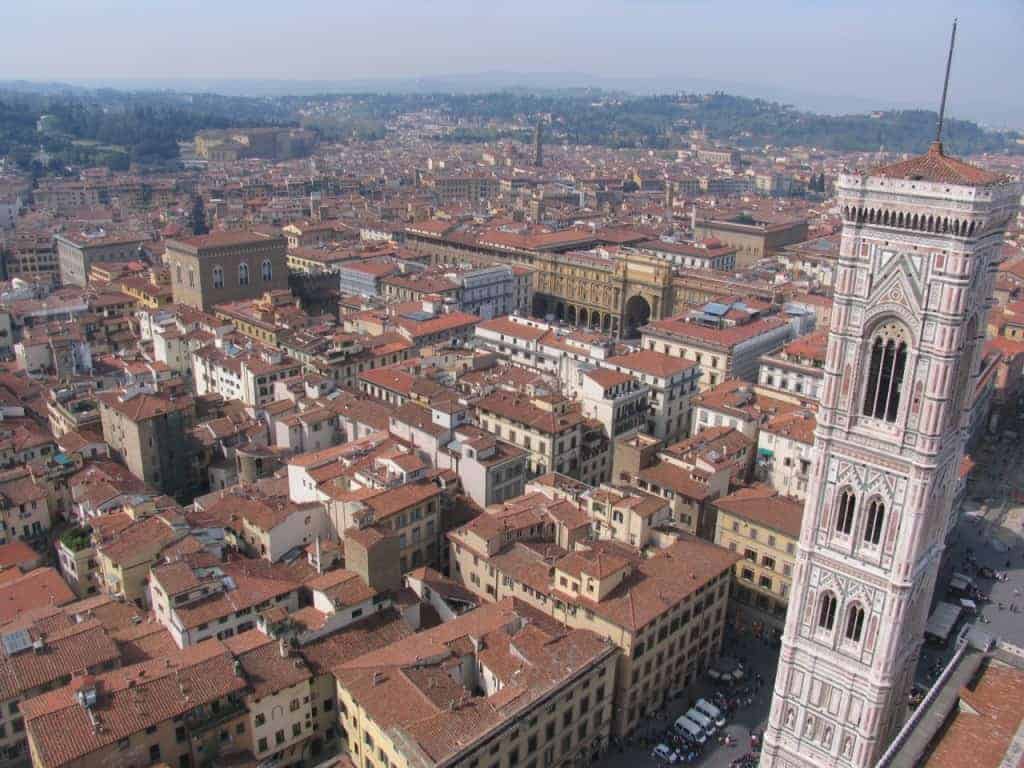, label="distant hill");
[0,82,1019,173]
